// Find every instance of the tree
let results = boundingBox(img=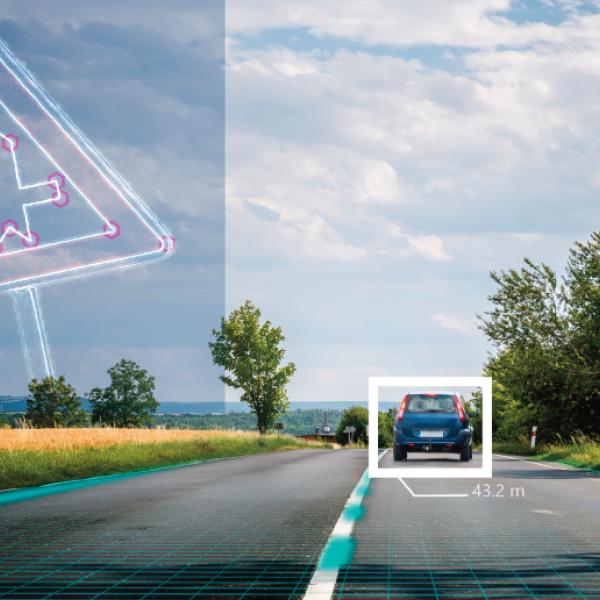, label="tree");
[26,376,86,427]
[335,406,368,445]
[479,231,600,439]
[209,300,296,434]
[89,359,158,427]
[466,390,483,445]
[378,408,395,448]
